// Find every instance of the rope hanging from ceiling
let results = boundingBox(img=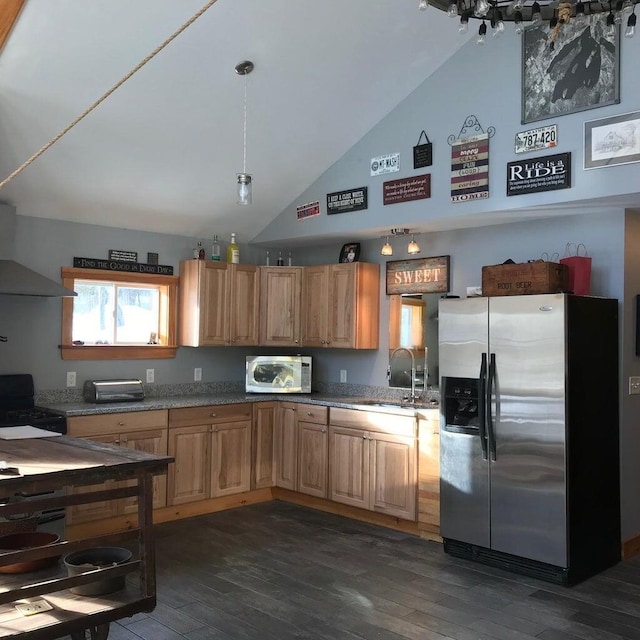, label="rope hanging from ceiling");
[0,0,219,191]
